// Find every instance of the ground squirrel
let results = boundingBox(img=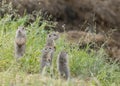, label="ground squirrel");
[57,51,70,80]
[46,32,59,49]
[15,26,26,58]
[40,46,55,72]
